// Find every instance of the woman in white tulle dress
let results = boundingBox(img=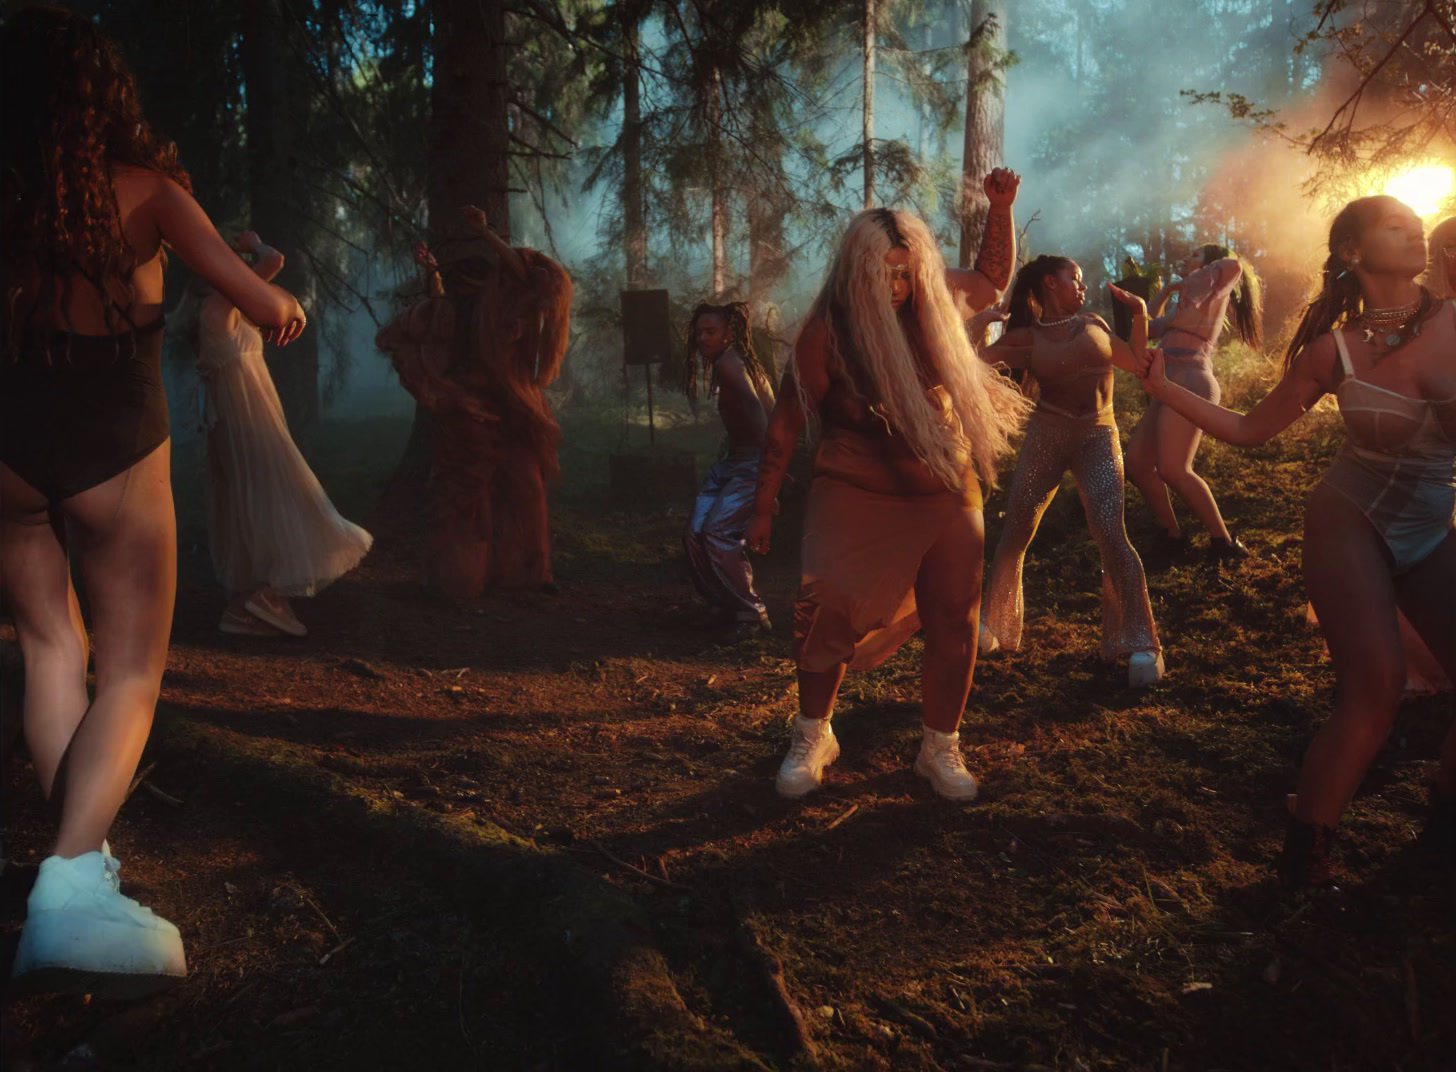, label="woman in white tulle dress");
[185,231,372,637]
